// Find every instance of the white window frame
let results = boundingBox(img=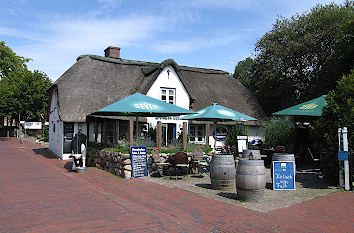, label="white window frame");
[161,87,175,105]
[189,124,205,143]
